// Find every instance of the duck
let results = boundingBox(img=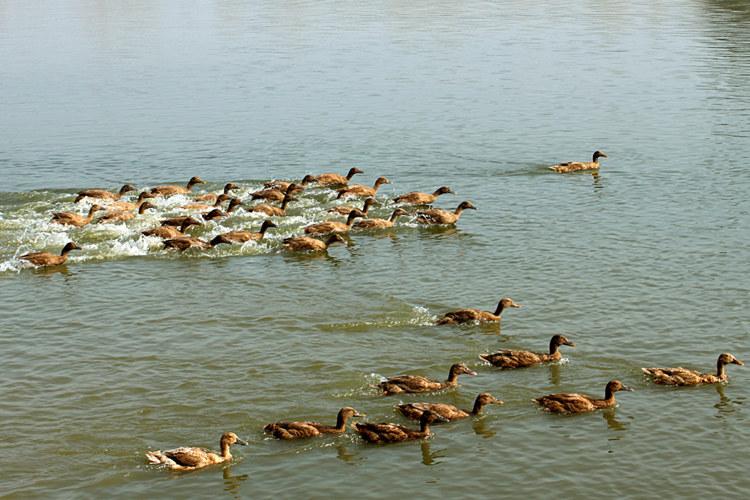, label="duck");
[436,297,521,325]
[75,184,136,203]
[373,363,477,395]
[106,191,154,211]
[193,183,240,203]
[314,167,365,187]
[336,177,391,199]
[263,407,365,439]
[217,220,278,243]
[282,234,347,252]
[250,183,298,203]
[96,202,156,223]
[142,218,203,239]
[326,197,381,216]
[352,410,449,444]
[352,208,411,230]
[246,192,297,216]
[416,201,477,225]
[478,335,576,369]
[145,432,249,470]
[50,204,104,227]
[262,174,318,192]
[201,198,243,221]
[550,151,608,173]
[303,210,365,235]
[396,393,503,421]
[179,194,231,211]
[150,177,207,197]
[641,353,744,385]
[533,380,633,414]
[394,186,455,205]
[163,234,235,251]
[20,242,81,267]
